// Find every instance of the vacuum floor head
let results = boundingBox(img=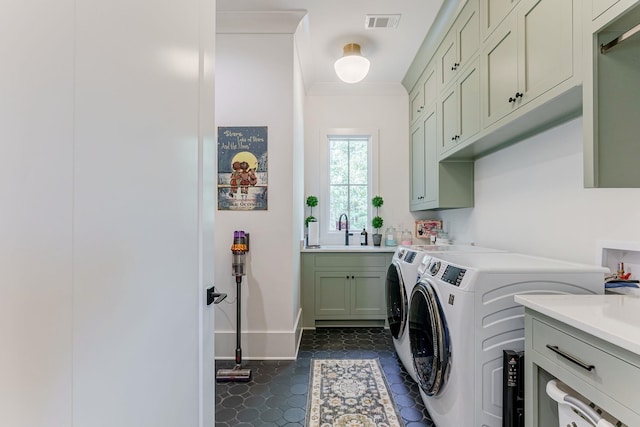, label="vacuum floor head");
[216,365,252,382]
